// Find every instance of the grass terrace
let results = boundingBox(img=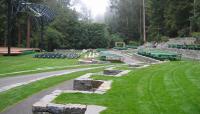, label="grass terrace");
[54,61,200,114]
[0,53,107,77]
